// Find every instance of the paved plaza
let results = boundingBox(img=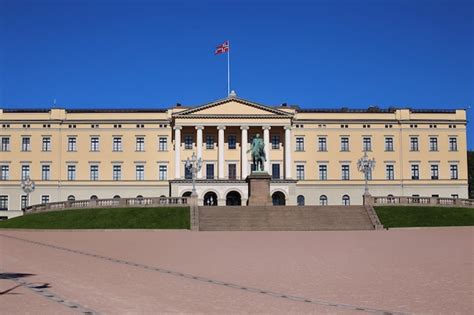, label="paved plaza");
[0,228,473,314]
